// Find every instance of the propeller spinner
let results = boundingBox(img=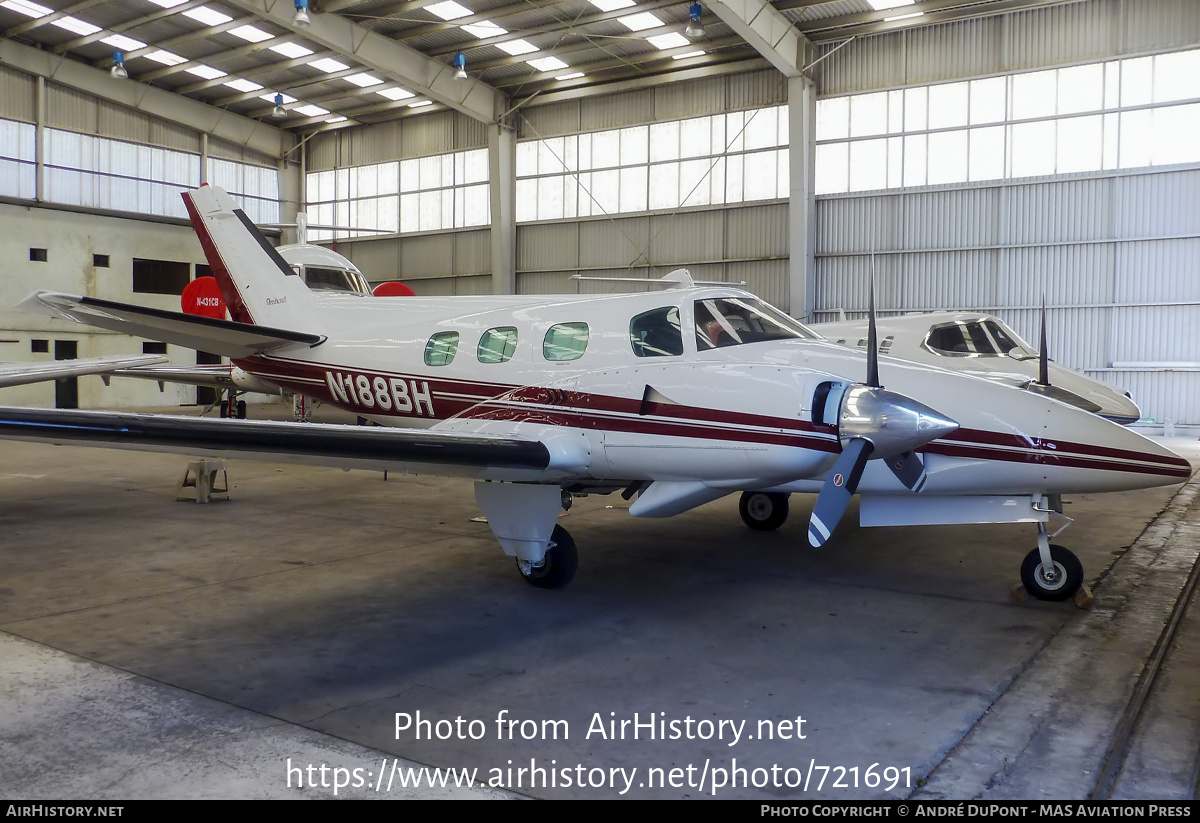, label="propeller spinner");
[807,278,959,548]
